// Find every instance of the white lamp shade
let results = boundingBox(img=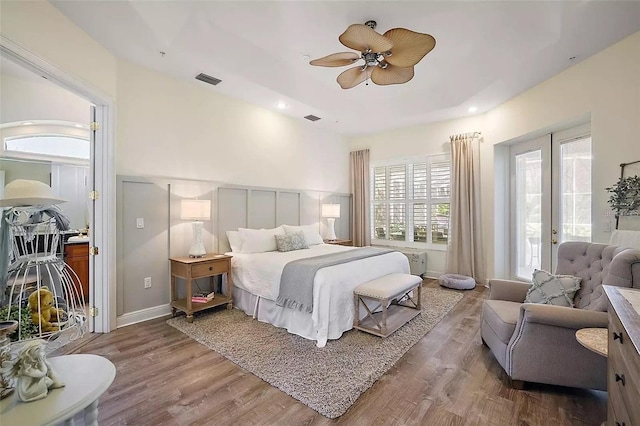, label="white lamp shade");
[322,203,340,218]
[180,199,211,221]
